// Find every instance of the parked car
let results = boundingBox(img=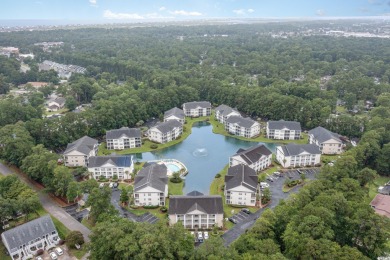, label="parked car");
[273,171,281,176]
[55,247,63,255]
[50,252,57,260]
[228,217,238,224]
[109,182,114,188]
[99,183,105,188]
[204,231,209,239]
[241,208,251,214]
[36,257,43,260]
[197,231,203,242]
[260,182,270,189]
[113,182,119,188]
